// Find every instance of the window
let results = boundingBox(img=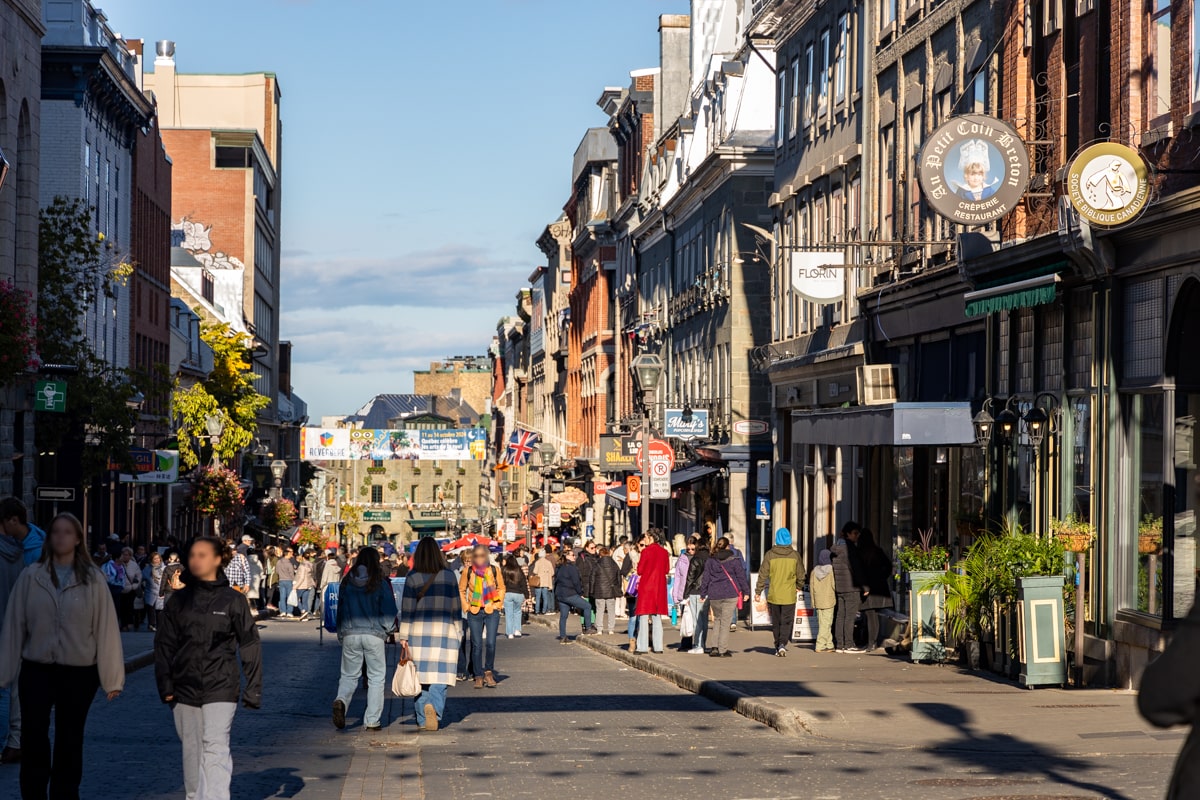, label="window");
[371,484,383,504]
[936,89,952,125]
[372,459,384,468]
[803,46,815,129]
[1194,0,1200,103]
[905,108,923,237]
[789,58,800,137]
[777,68,787,145]
[84,144,91,204]
[819,30,831,120]
[835,14,850,104]
[201,269,215,304]
[881,0,897,30]
[972,69,988,113]
[1150,0,1173,122]
[881,125,895,238]
[410,485,420,504]
[215,146,252,168]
